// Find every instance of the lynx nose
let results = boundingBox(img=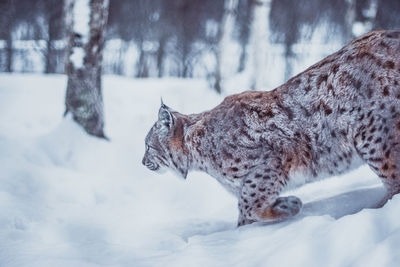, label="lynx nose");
[142,156,158,171]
